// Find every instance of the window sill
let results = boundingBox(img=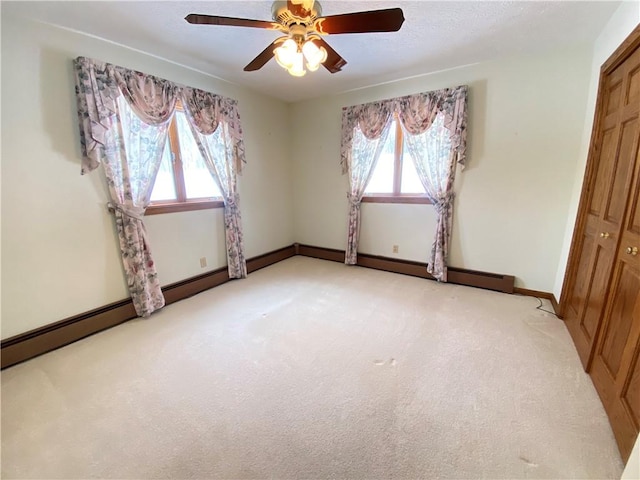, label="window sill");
[362,195,432,205]
[145,199,224,215]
